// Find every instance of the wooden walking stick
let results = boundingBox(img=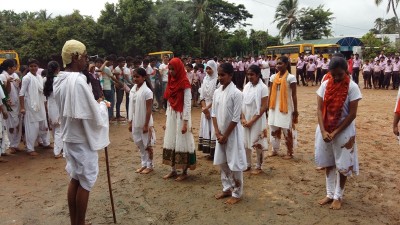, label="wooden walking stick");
[105,147,117,223]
